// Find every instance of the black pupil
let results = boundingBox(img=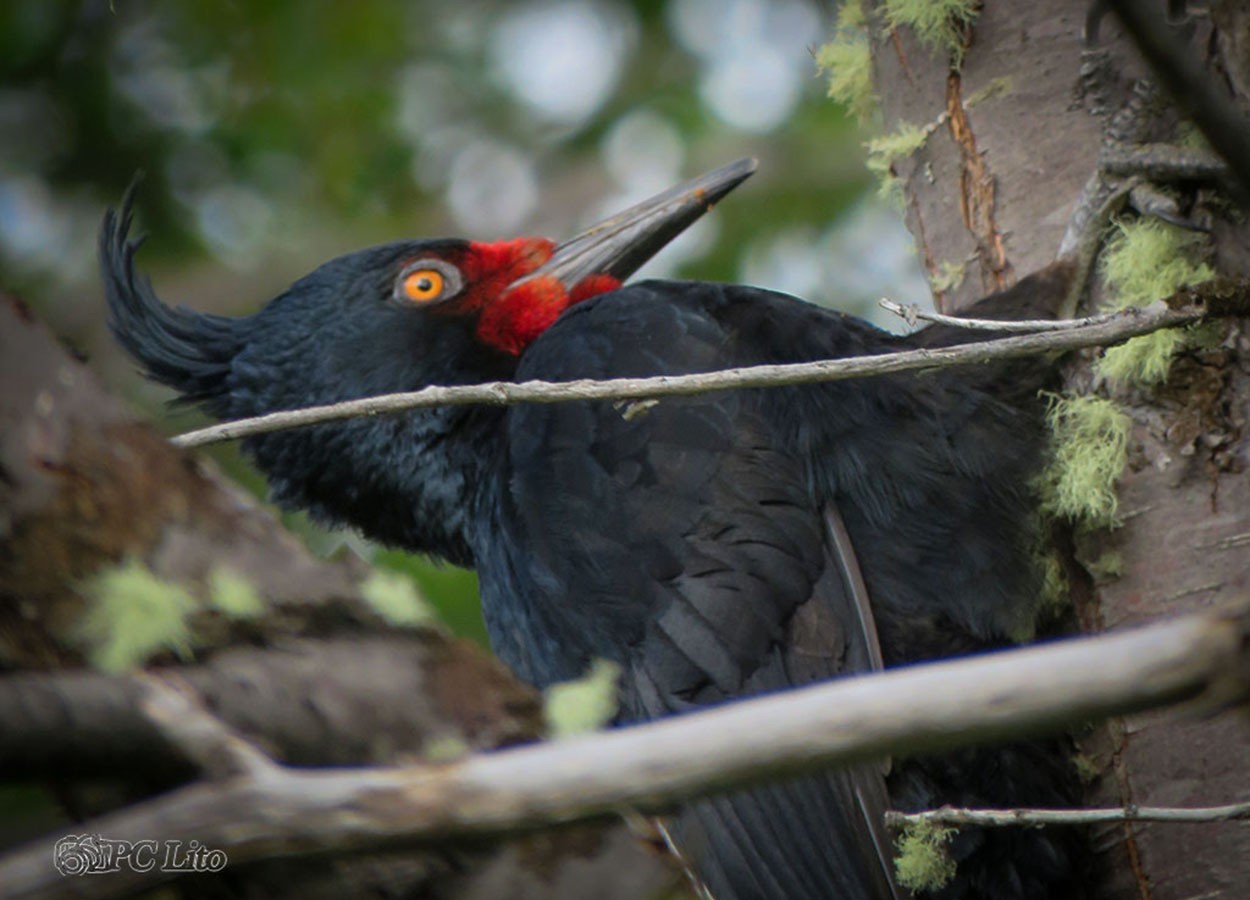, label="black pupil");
[417,276,434,293]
